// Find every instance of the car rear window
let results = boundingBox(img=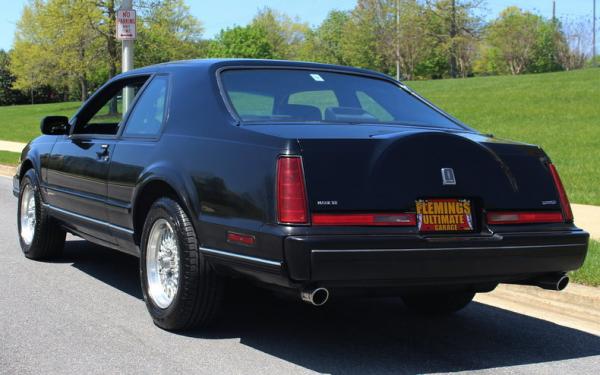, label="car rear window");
[220,69,462,130]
